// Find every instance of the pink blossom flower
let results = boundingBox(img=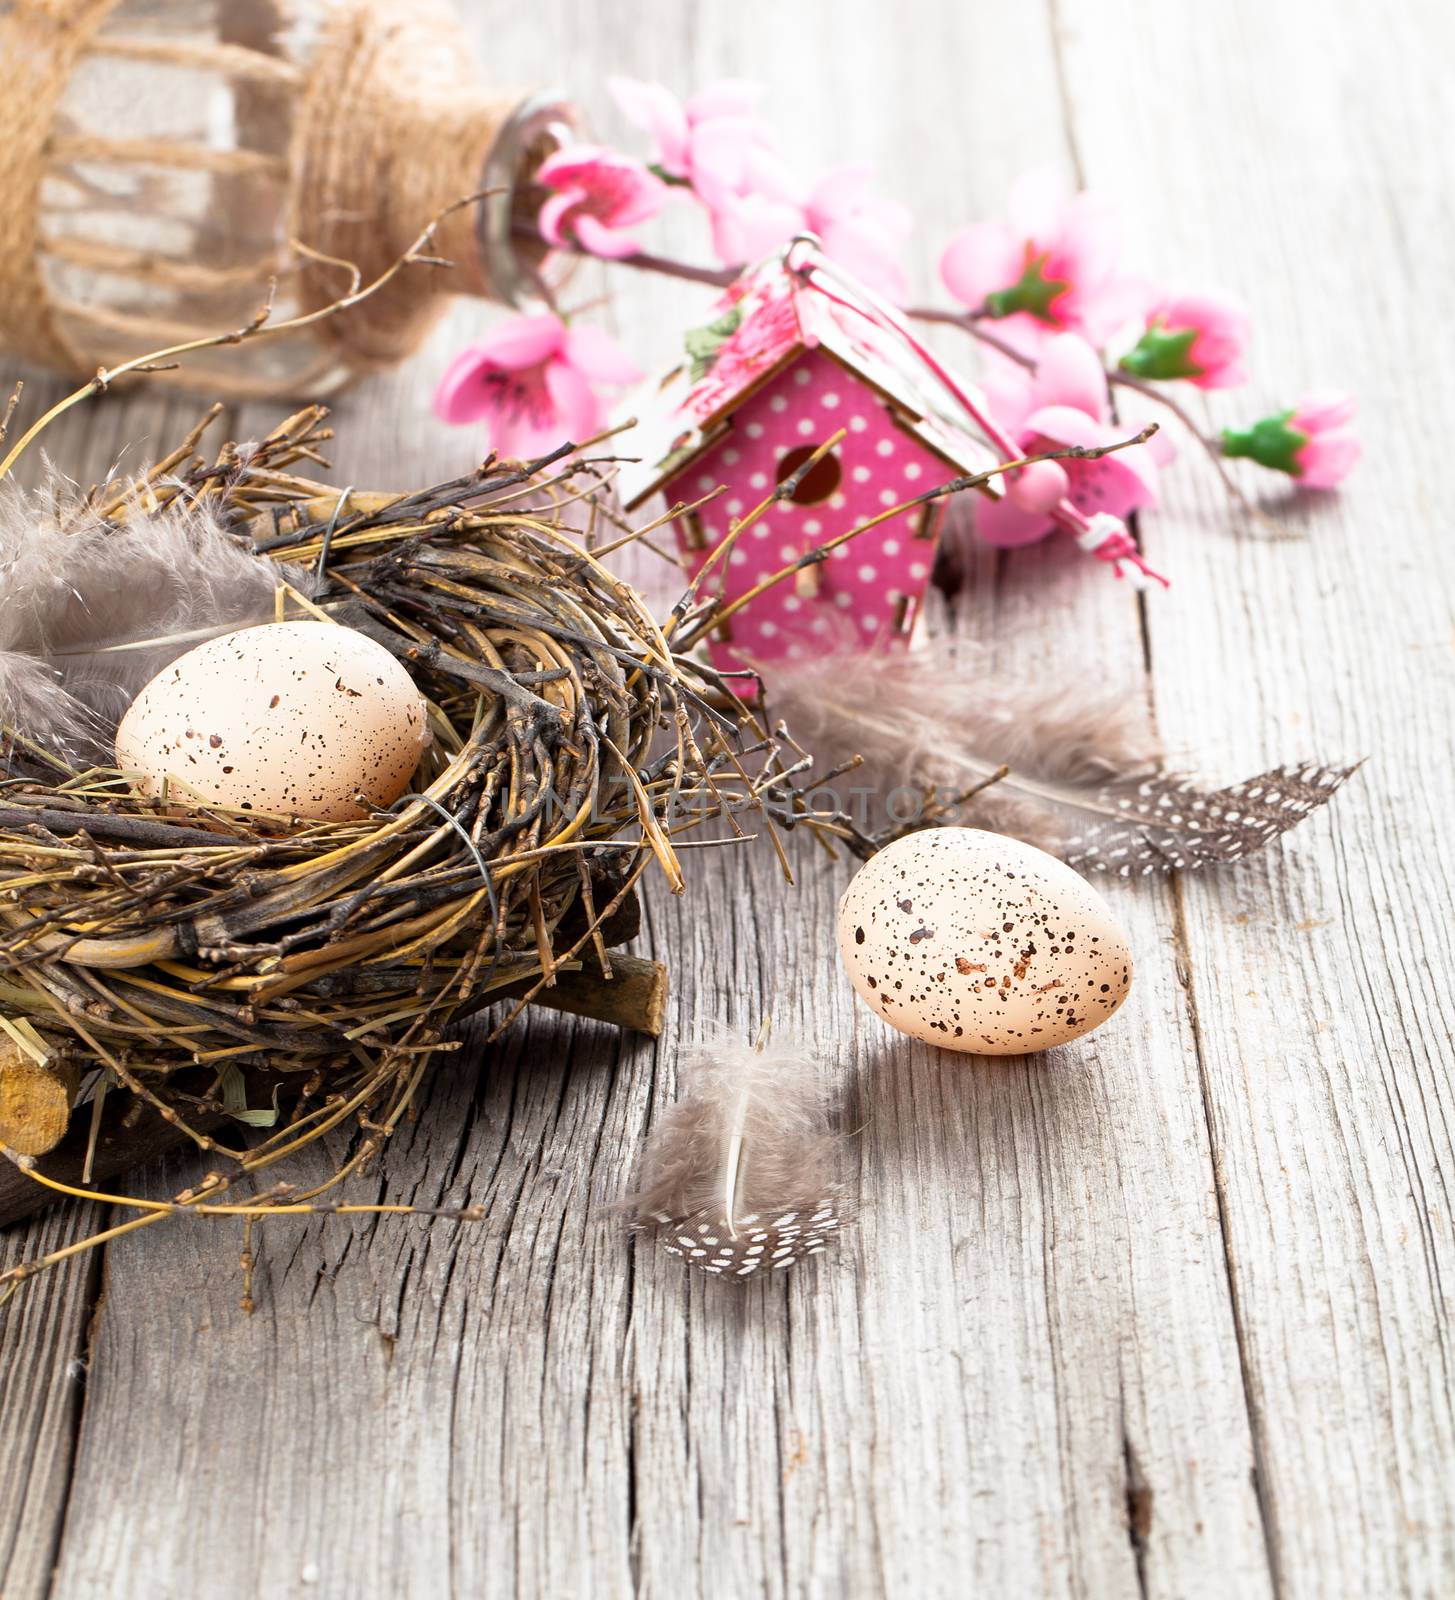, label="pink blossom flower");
[803,164,913,300]
[608,78,770,194]
[703,171,805,267]
[536,145,666,259]
[1220,391,1360,487]
[434,314,639,459]
[940,169,1143,350]
[1120,290,1251,388]
[1289,394,1361,486]
[975,332,1164,547]
[609,77,803,267]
